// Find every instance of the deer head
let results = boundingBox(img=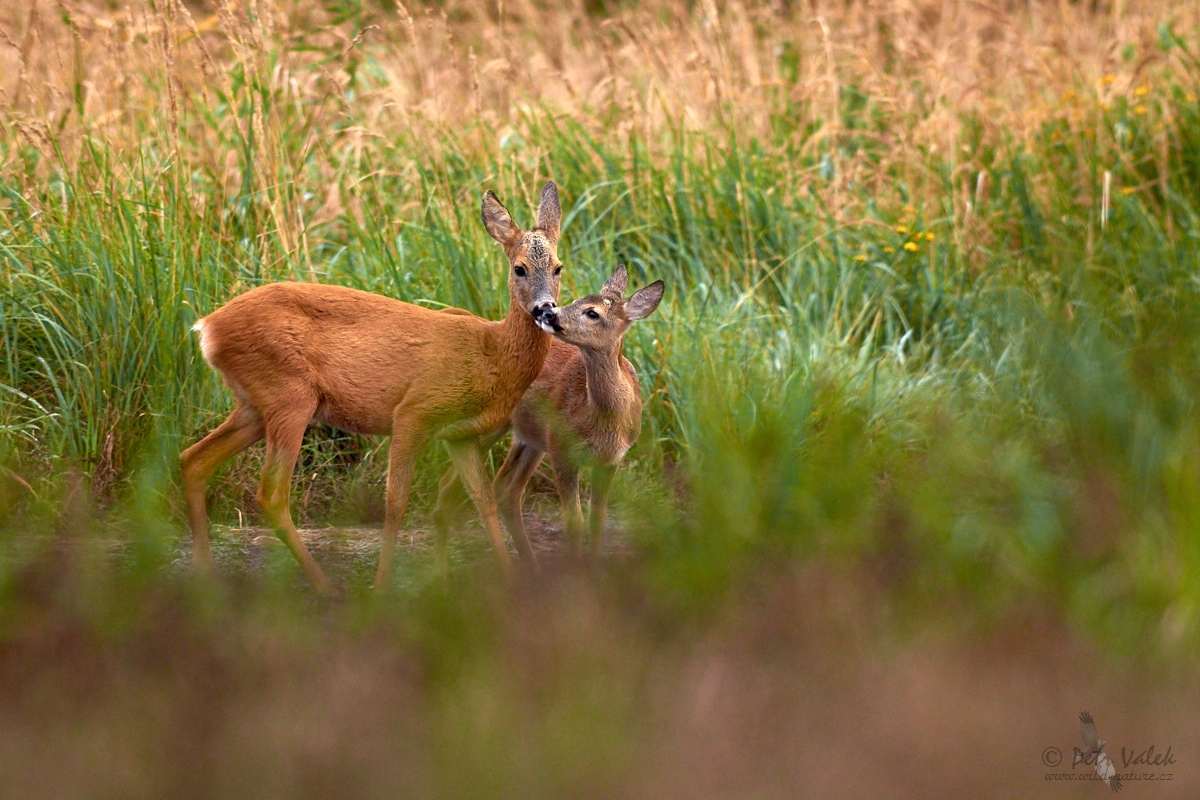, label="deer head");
[537,264,665,351]
[481,181,563,323]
